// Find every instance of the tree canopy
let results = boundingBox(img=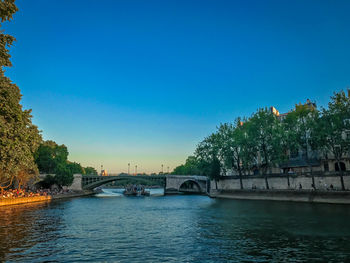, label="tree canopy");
[172,156,200,175]
[178,89,350,184]
[313,91,350,189]
[83,166,98,175]
[34,140,94,187]
[34,140,98,186]
[0,0,42,191]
